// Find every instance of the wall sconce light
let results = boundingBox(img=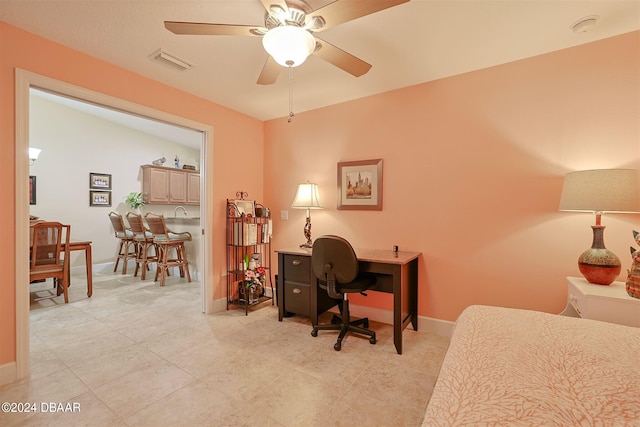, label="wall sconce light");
[291,182,322,248]
[29,147,41,165]
[559,168,640,285]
